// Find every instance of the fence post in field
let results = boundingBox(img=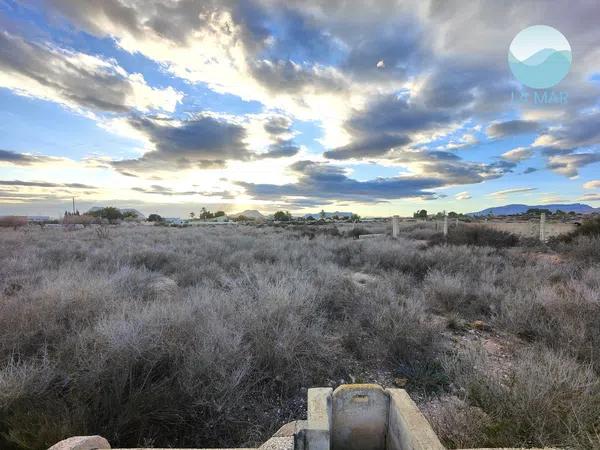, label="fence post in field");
[539,212,546,242]
[443,214,448,237]
[392,215,399,238]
